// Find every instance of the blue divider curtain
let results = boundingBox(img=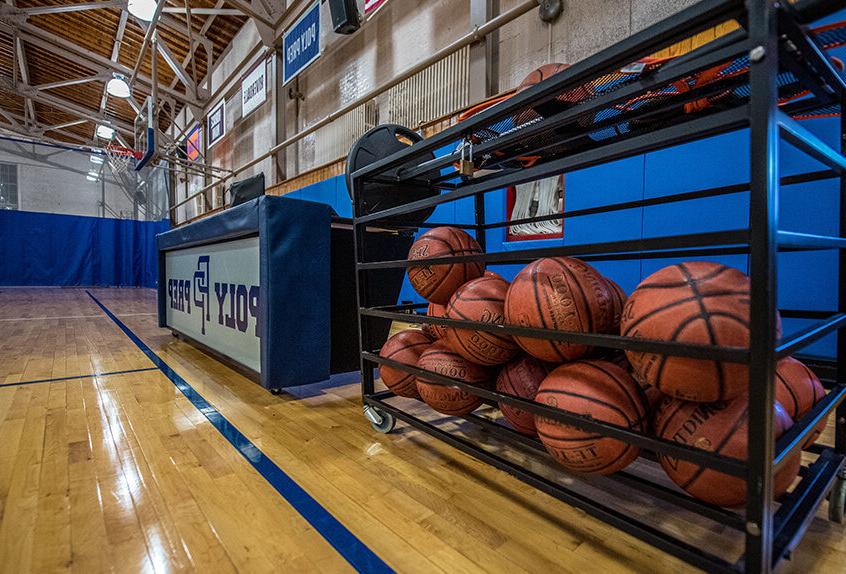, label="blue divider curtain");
[0,209,168,288]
